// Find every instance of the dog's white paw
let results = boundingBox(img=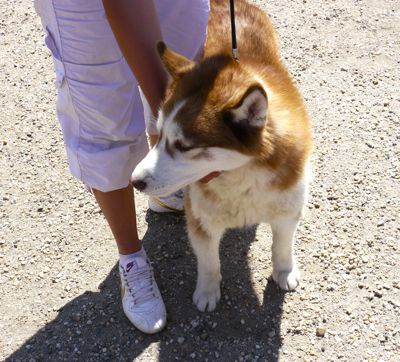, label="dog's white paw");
[272,267,300,291]
[193,282,221,312]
